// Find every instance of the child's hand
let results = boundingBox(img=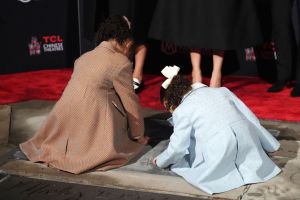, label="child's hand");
[137,136,149,145]
[152,158,157,166]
